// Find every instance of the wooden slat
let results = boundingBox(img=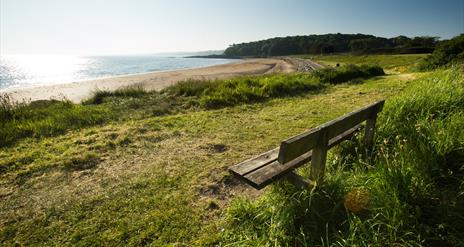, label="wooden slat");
[278,100,384,164]
[228,147,279,176]
[325,100,384,140]
[278,128,319,164]
[240,125,362,189]
[245,151,313,189]
[327,123,363,148]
